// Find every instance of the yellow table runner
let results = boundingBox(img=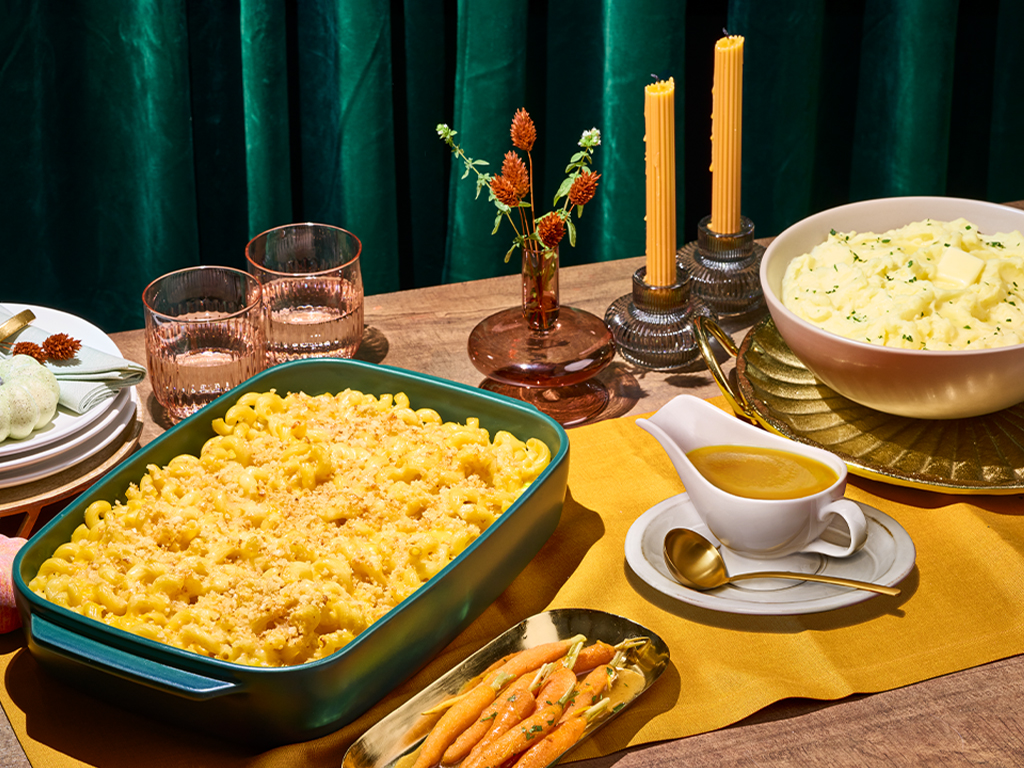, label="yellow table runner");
[3,400,1024,767]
